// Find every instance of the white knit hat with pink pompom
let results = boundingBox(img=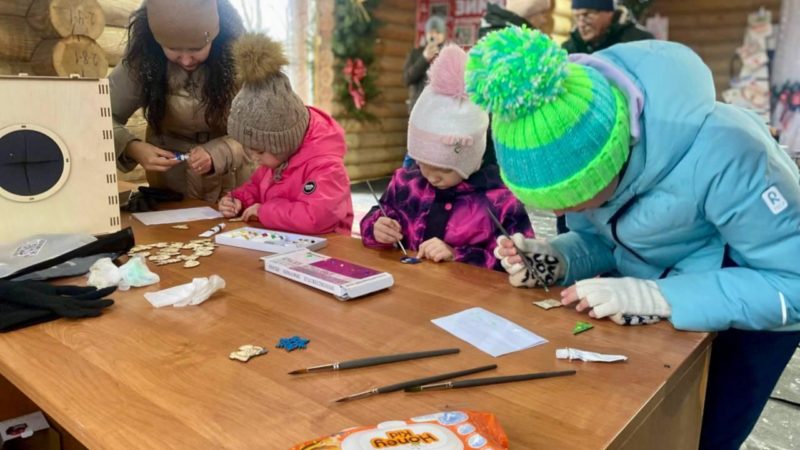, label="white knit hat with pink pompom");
[408,44,490,179]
